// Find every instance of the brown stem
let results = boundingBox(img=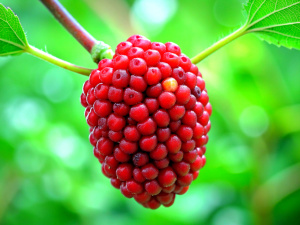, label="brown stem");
[40,0,97,52]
